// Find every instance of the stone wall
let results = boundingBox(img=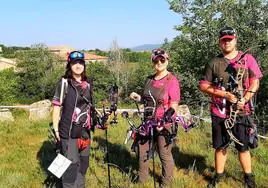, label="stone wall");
[29,99,52,120]
[0,109,14,122]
